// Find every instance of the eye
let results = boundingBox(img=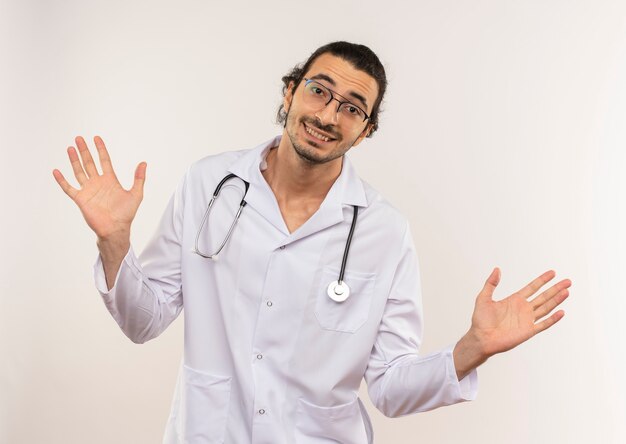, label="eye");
[341,104,364,118]
[305,82,329,100]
